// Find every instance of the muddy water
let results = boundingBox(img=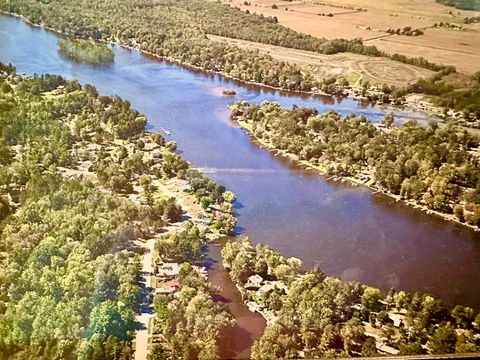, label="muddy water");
[205,242,266,359]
